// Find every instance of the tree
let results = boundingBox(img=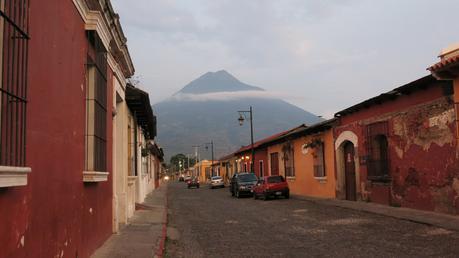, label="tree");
[169,153,196,172]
